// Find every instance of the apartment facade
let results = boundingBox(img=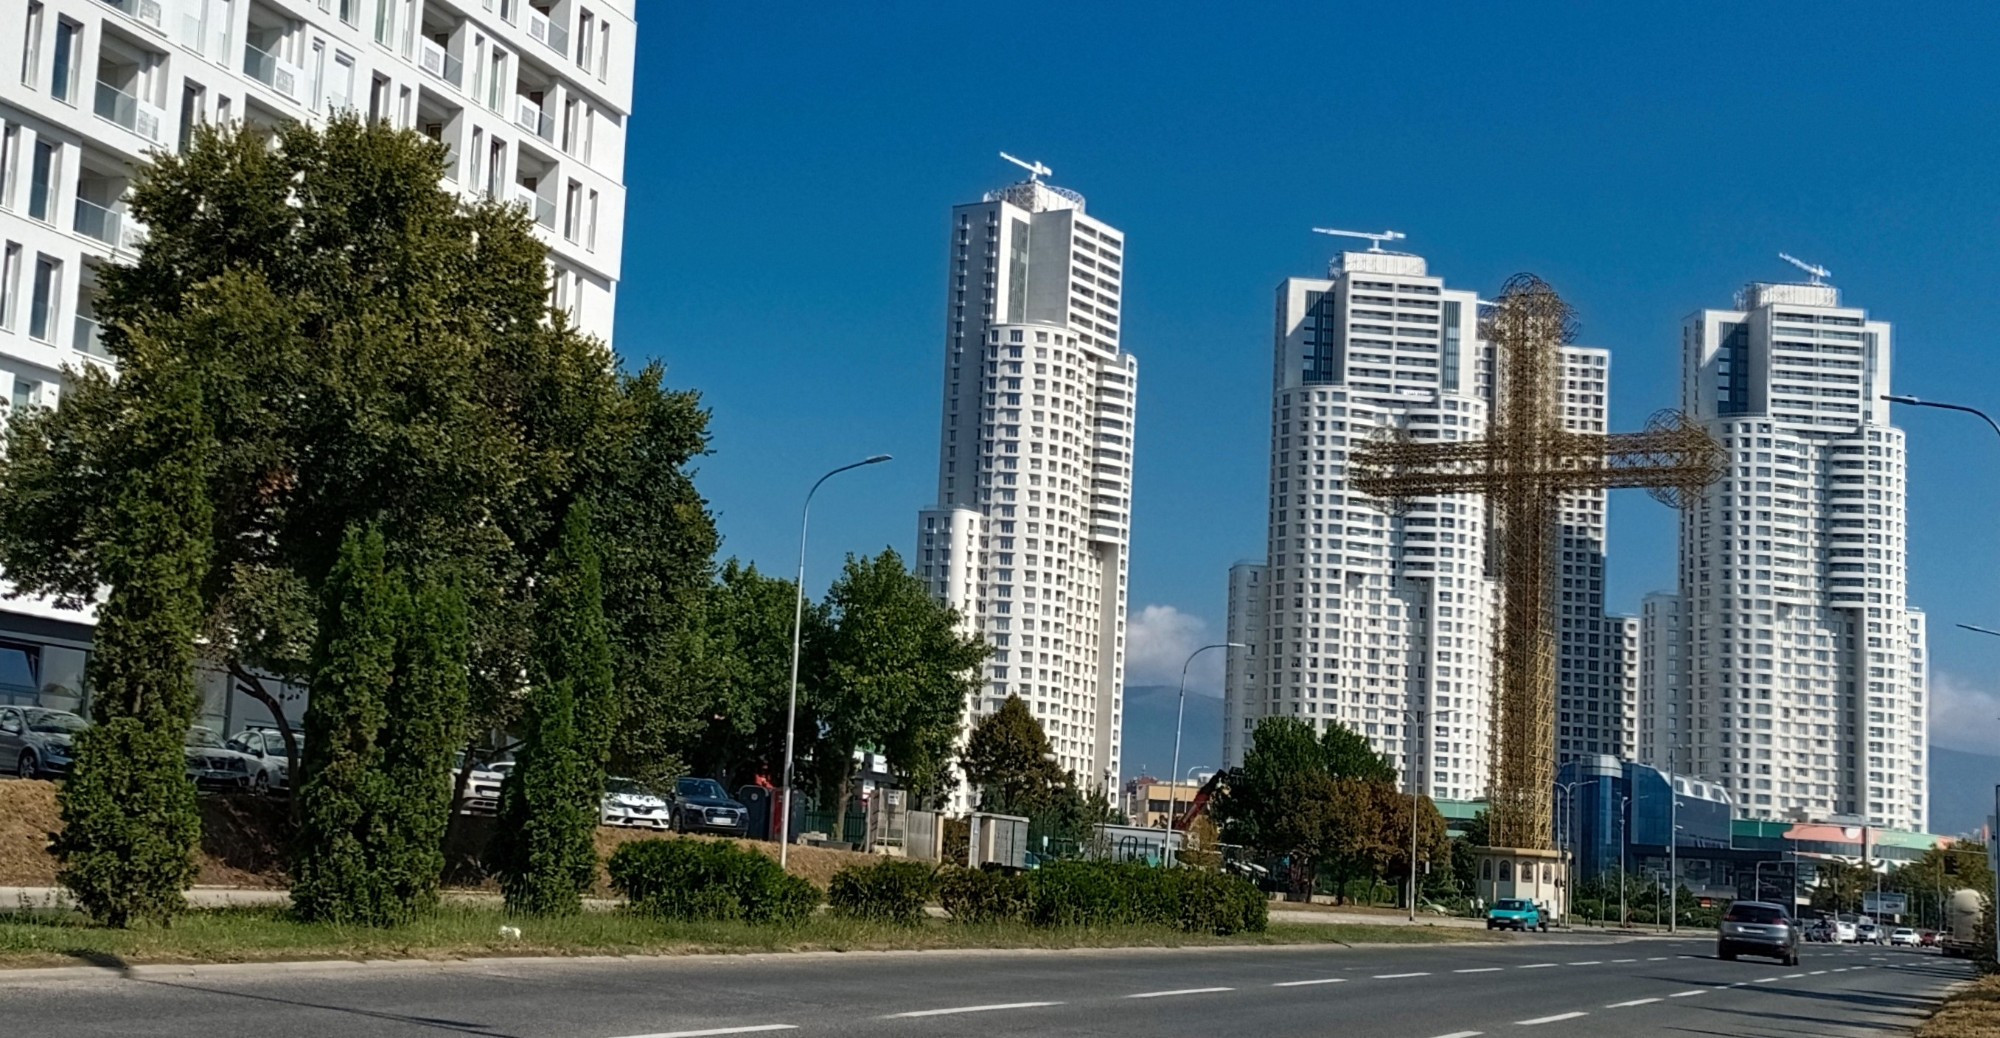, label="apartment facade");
[0,0,636,729]
[915,168,1136,810]
[1643,278,1927,832]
